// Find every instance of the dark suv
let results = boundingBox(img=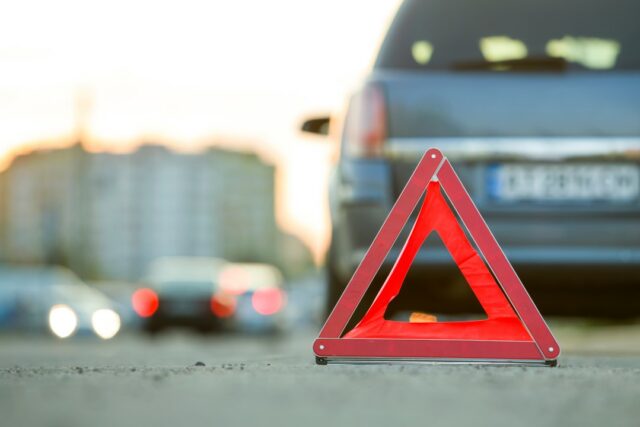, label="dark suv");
[303,0,640,318]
